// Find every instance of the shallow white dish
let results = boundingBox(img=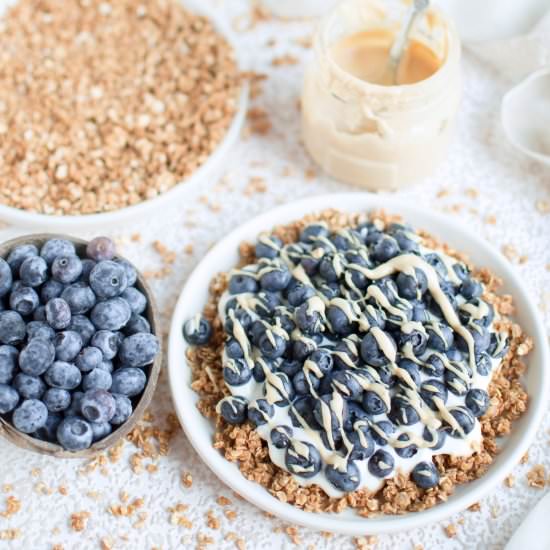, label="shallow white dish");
[501,68,550,166]
[0,0,248,231]
[168,193,549,535]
